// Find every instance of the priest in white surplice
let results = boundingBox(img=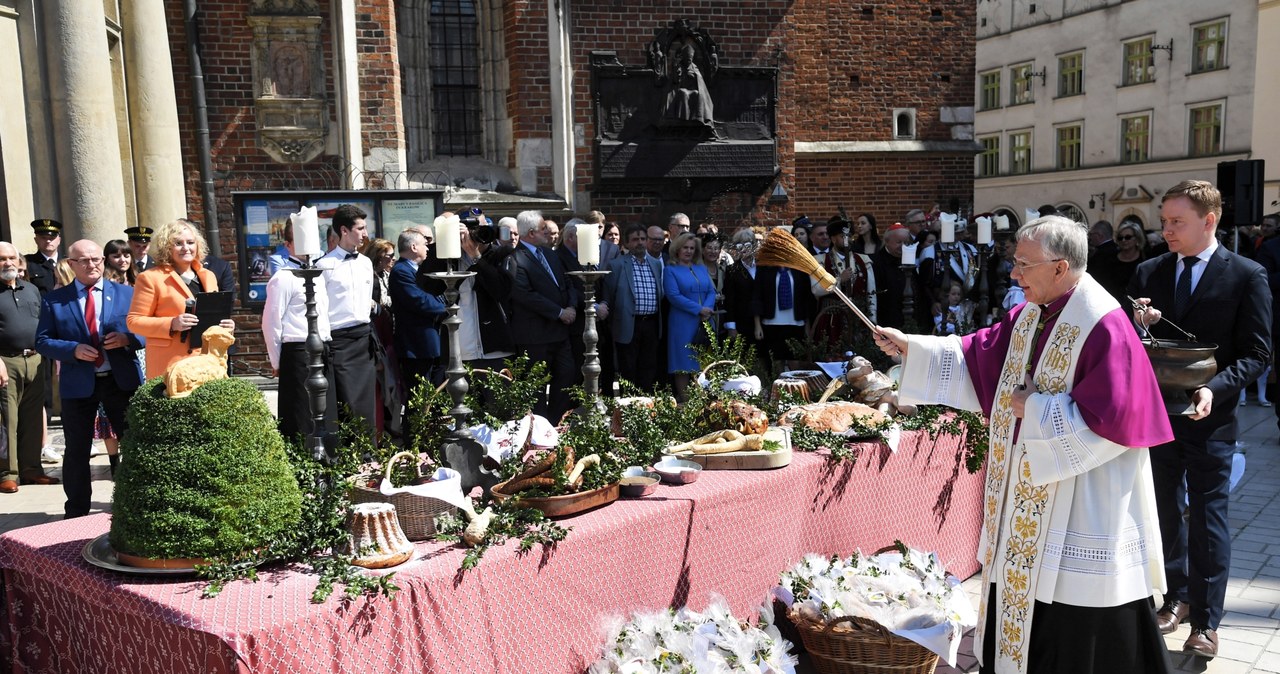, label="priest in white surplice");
[874,215,1175,674]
